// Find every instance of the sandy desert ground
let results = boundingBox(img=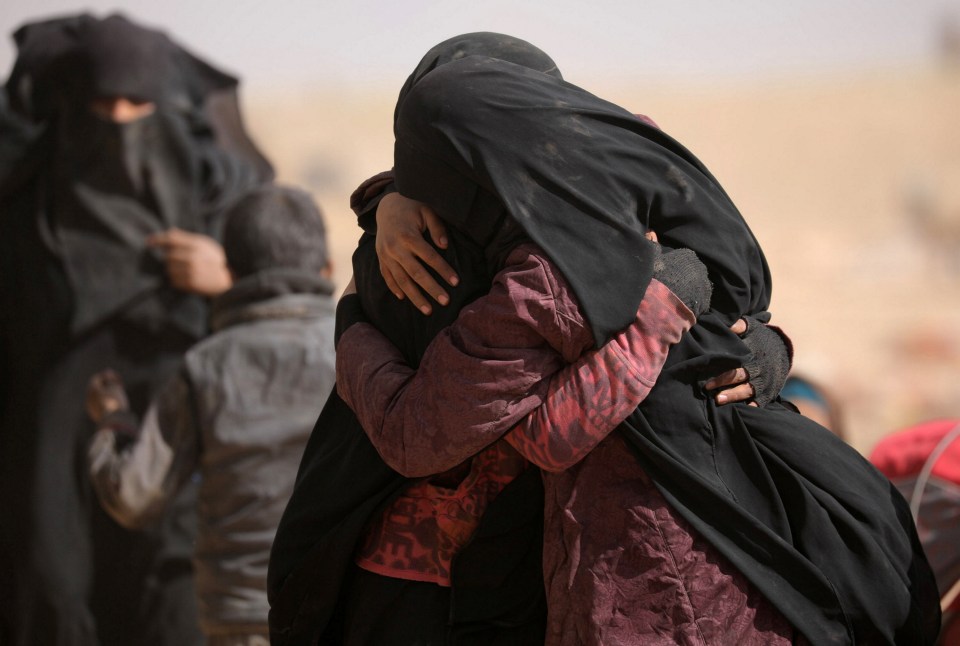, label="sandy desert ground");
[242,63,960,455]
